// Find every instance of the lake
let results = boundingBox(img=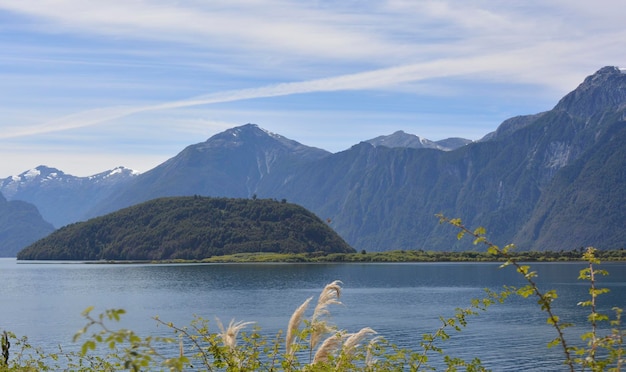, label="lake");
[1,258,625,370]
